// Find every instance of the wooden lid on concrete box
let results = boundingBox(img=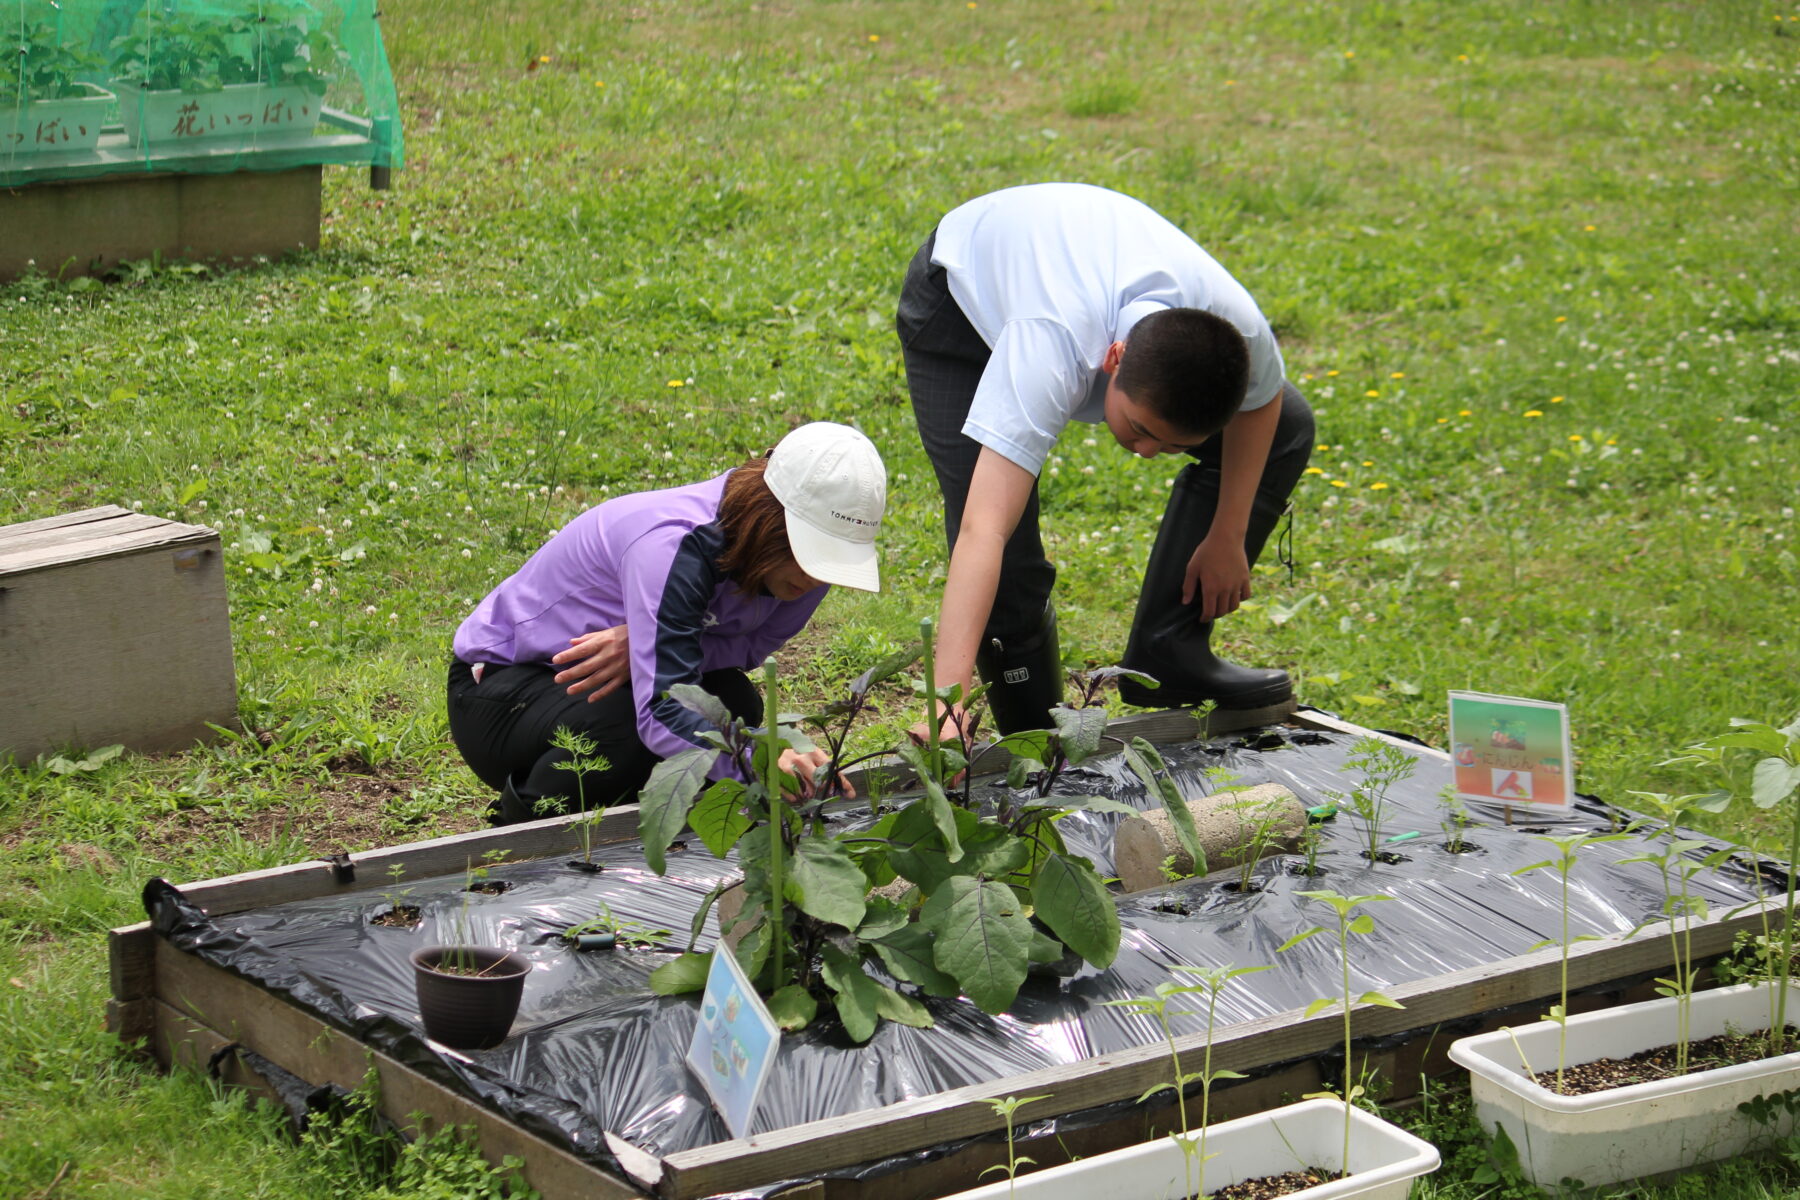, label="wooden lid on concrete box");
[1,505,238,760]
